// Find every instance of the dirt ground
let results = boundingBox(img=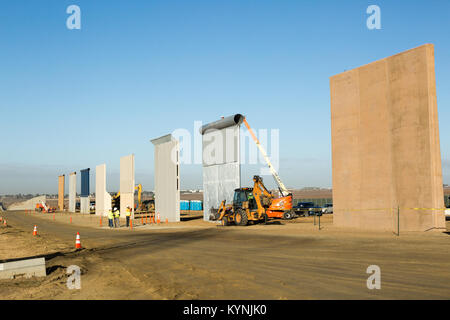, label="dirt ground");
[0,210,449,300]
